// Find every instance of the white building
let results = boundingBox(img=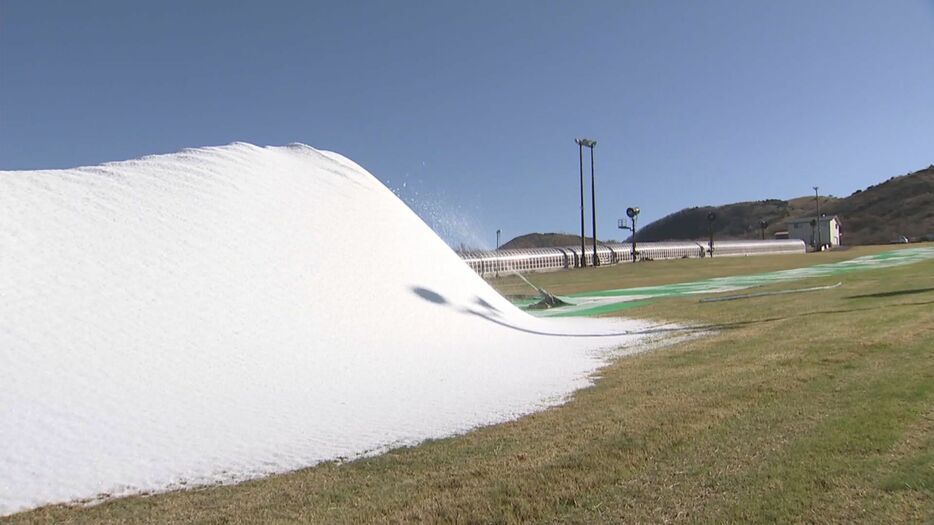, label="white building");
[786,215,842,249]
